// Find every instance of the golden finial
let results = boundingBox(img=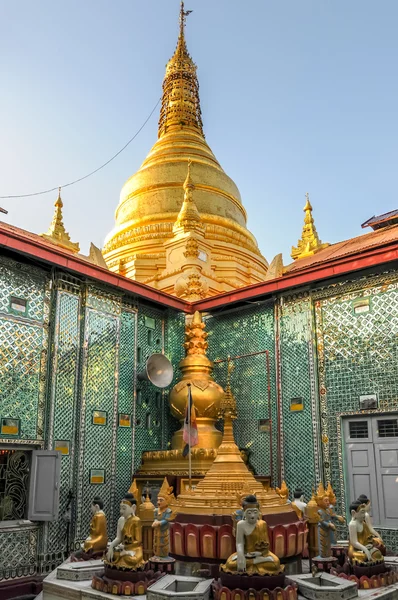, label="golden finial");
[40,187,80,253]
[291,193,329,260]
[184,311,208,356]
[158,2,203,137]
[179,1,193,39]
[219,357,238,419]
[174,159,204,233]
